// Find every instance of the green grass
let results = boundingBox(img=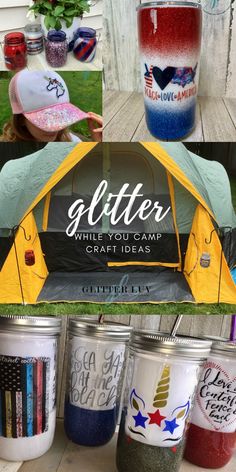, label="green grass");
[0,303,235,316]
[0,71,102,139]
